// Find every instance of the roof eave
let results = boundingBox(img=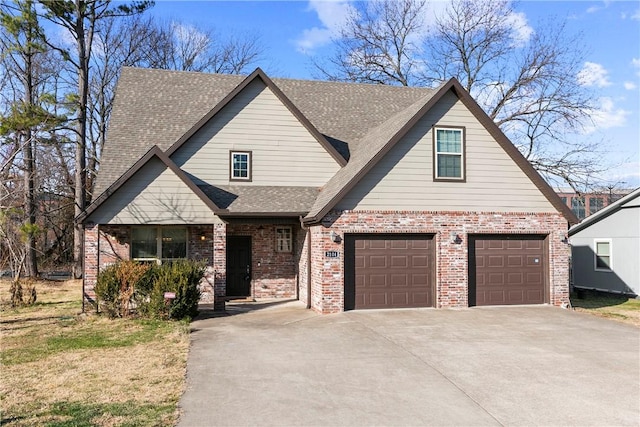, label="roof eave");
[568,187,640,235]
